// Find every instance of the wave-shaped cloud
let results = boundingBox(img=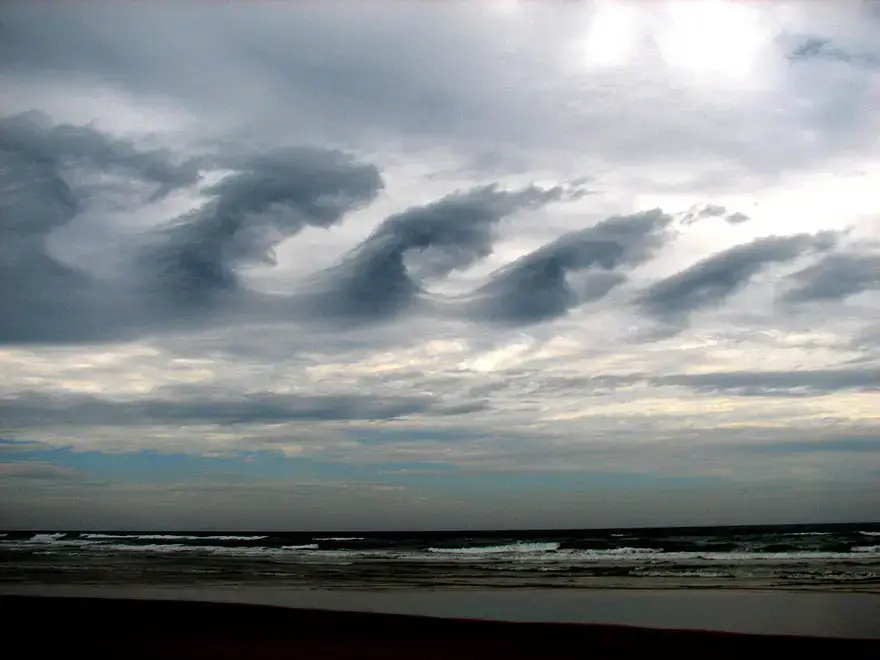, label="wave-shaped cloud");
[458,209,673,326]
[2,112,861,347]
[142,147,384,306]
[0,112,201,343]
[780,252,880,304]
[300,183,587,325]
[634,231,840,336]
